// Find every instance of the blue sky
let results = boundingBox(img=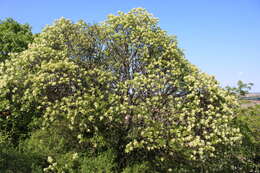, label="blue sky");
[1,0,260,91]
